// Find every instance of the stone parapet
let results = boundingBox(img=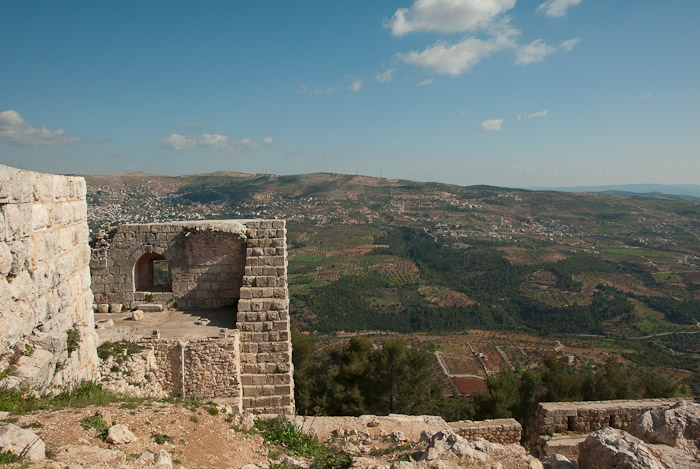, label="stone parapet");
[449,418,522,444]
[0,164,98,391]
[527,398,691,445]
